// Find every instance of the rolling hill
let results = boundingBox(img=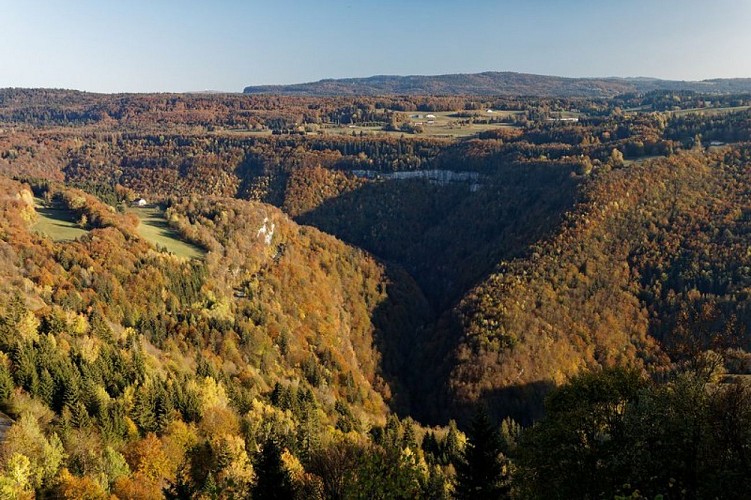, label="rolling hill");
[243,71,751,97]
